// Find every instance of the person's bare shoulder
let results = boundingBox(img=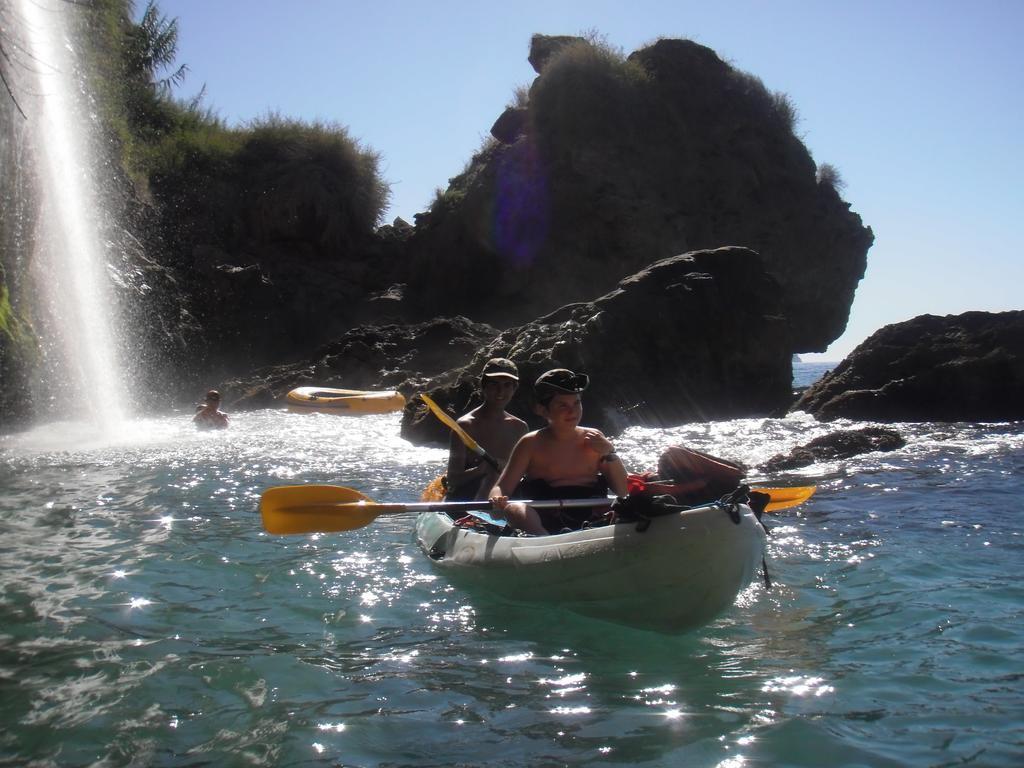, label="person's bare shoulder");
[518,429,541,445]
[456,410,480,428]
